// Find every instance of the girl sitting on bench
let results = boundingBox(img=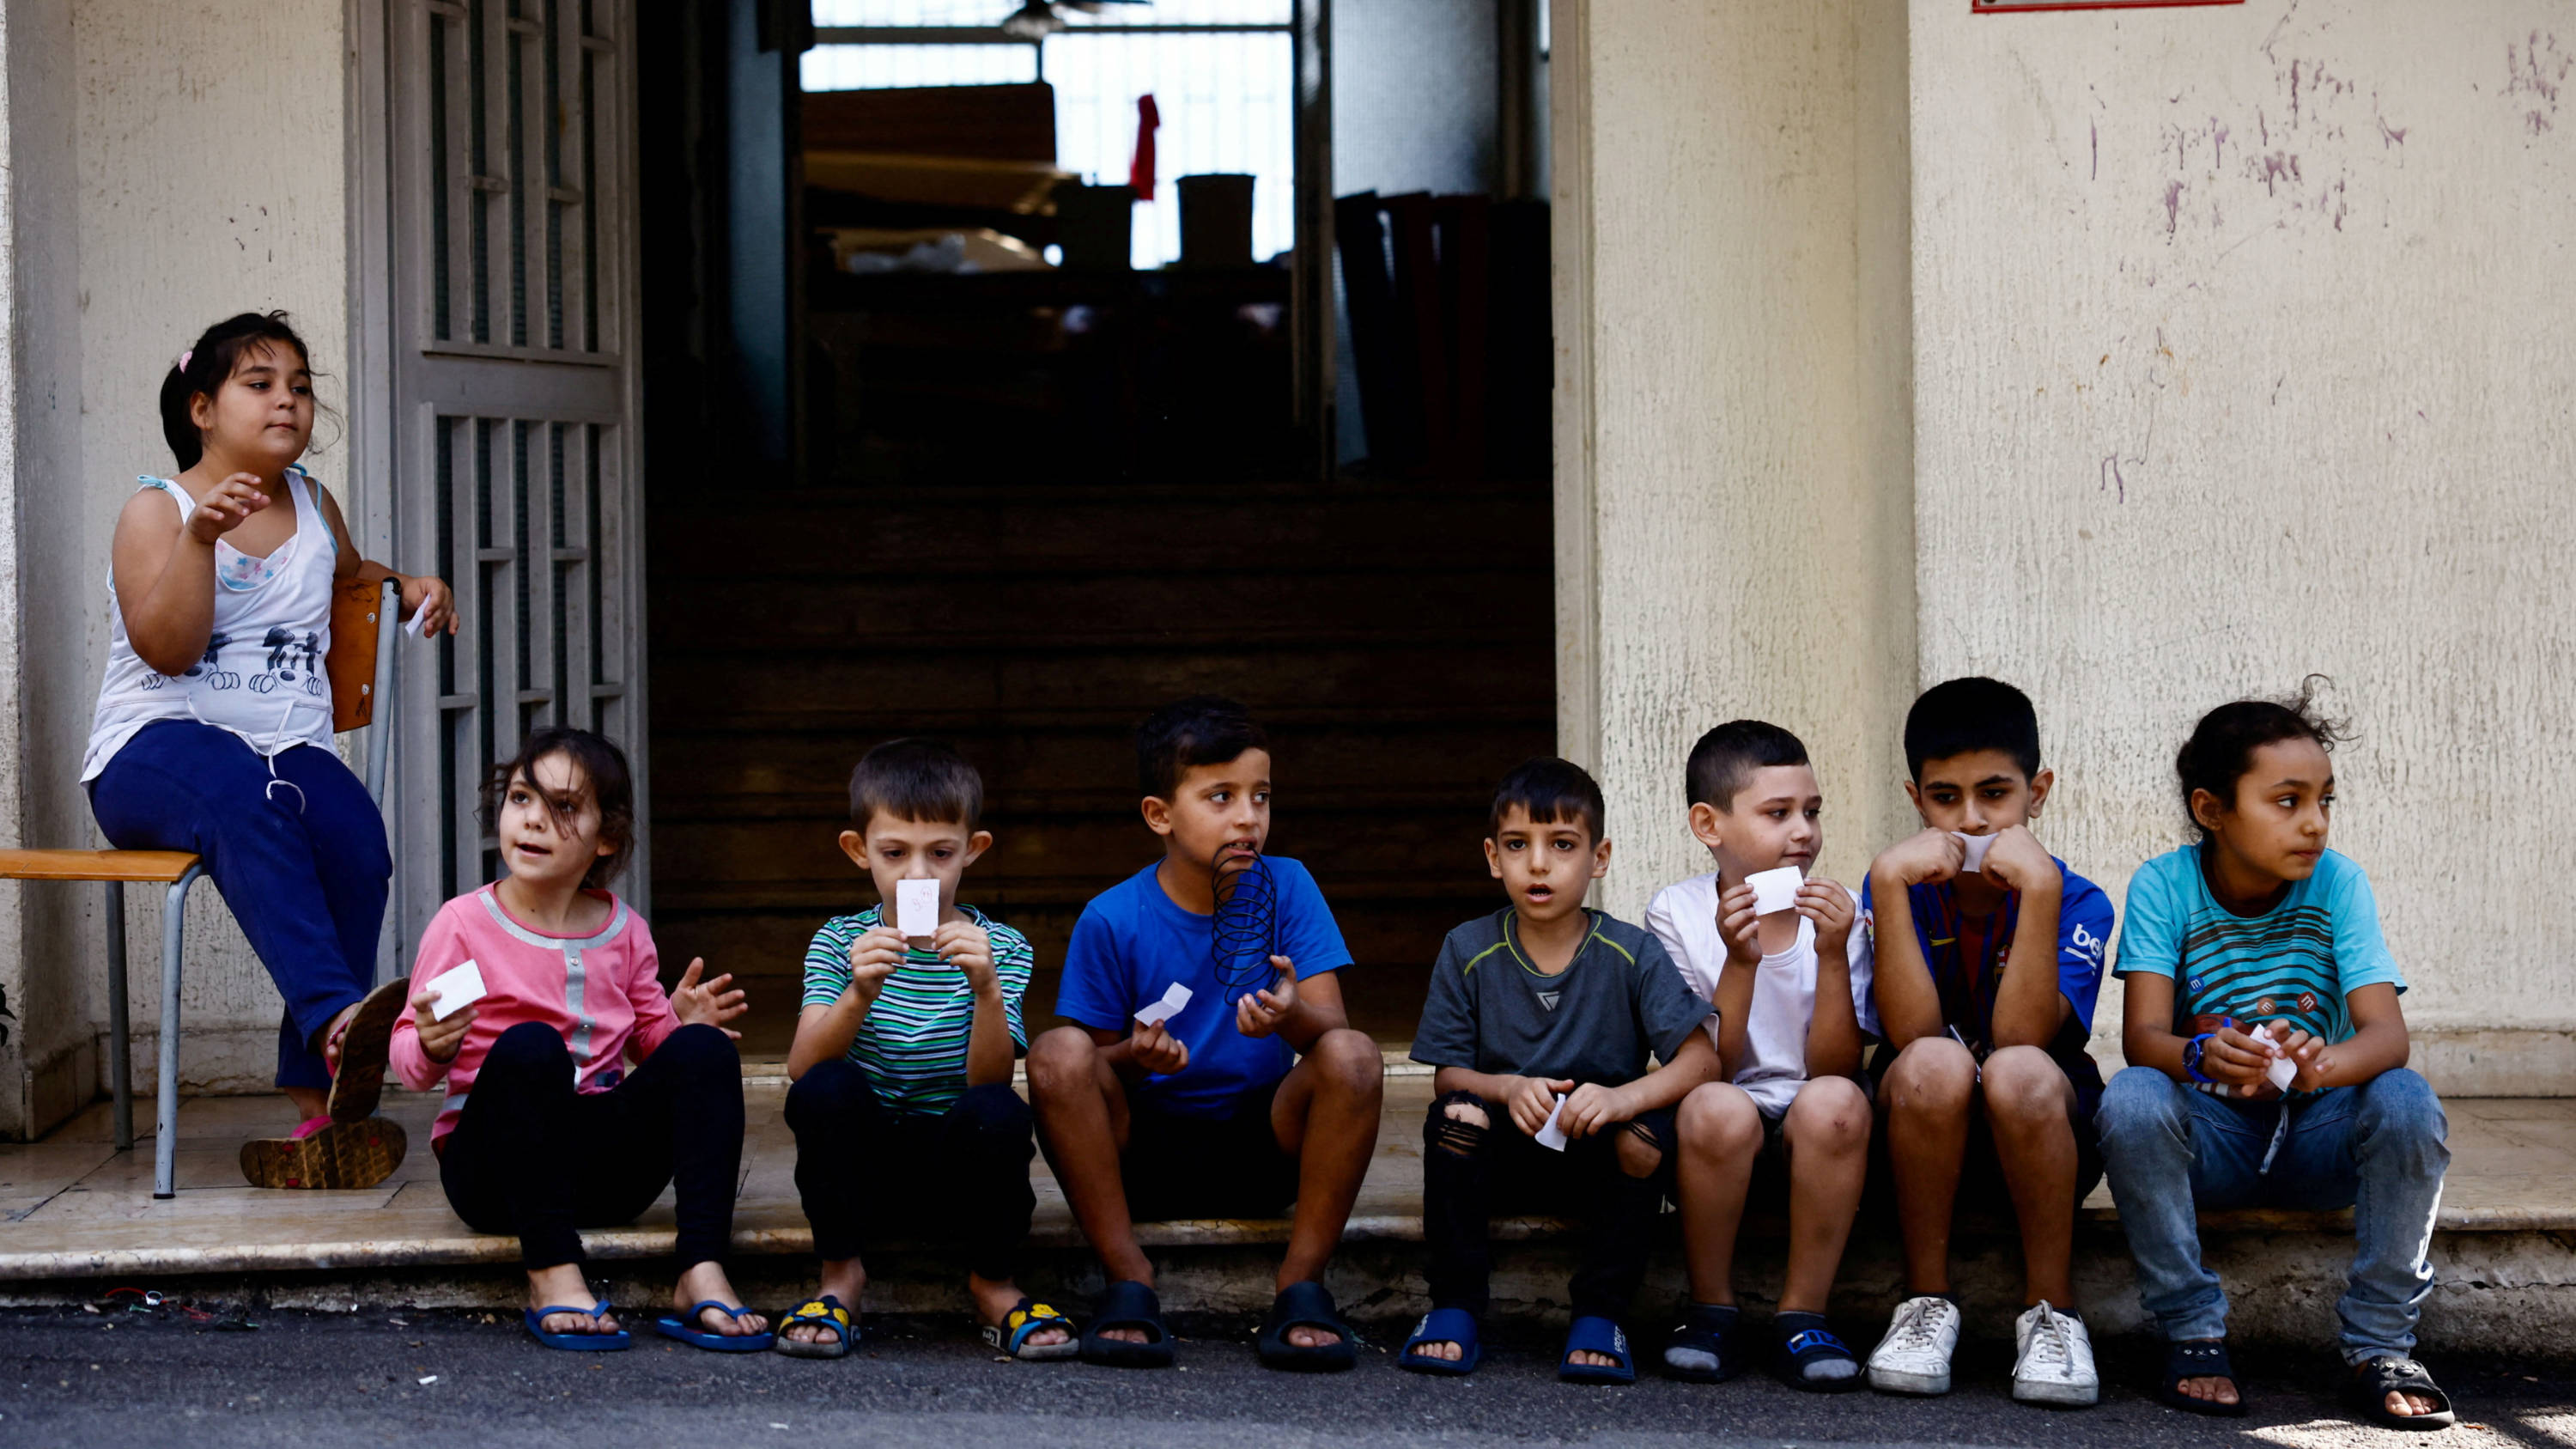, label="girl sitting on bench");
[82,311,456,1188]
